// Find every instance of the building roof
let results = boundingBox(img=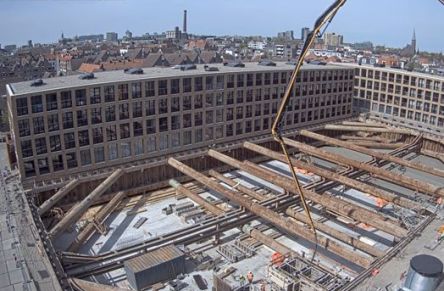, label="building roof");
[124,244,184,272]
[7,62,346,96]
